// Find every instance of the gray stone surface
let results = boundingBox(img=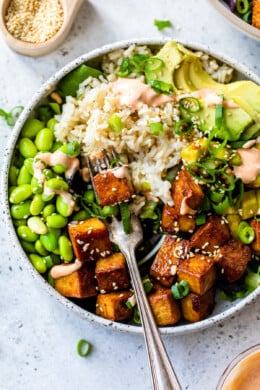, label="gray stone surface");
[0,1,260,389]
